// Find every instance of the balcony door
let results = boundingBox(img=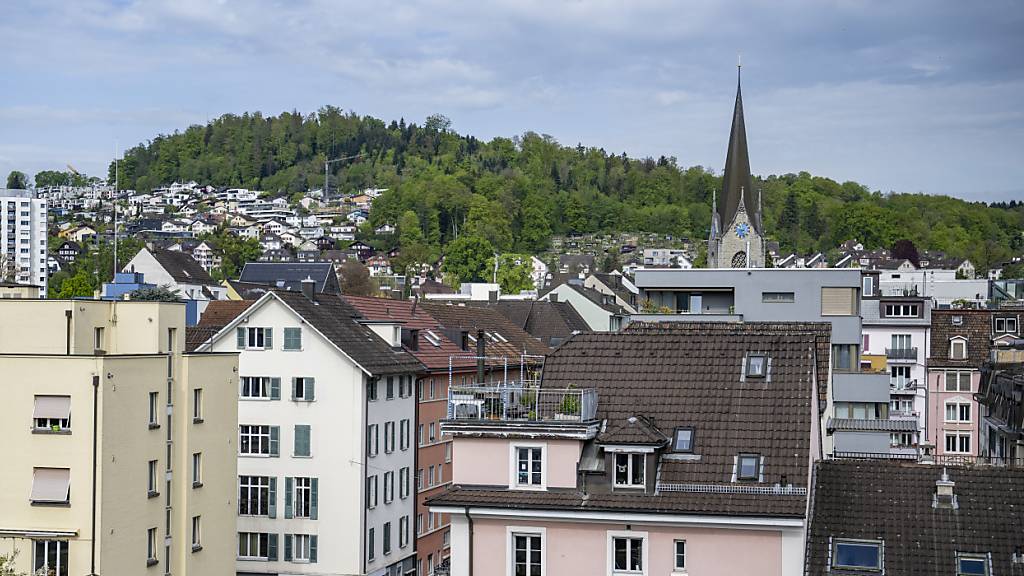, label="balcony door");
[891,334,912,350]
[890,366,911,389]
